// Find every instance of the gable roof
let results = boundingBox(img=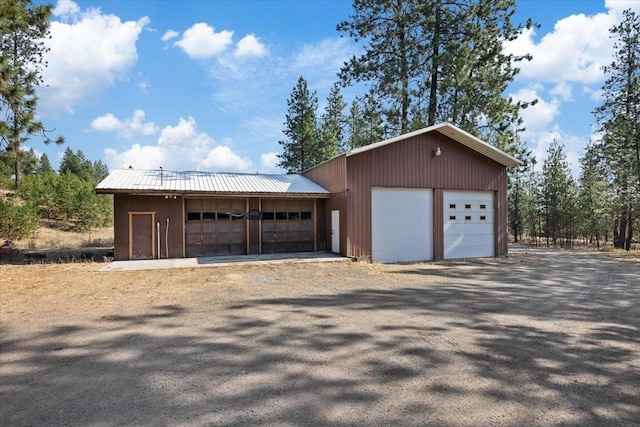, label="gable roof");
[347,122,523,167]
[95,169,330,197]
